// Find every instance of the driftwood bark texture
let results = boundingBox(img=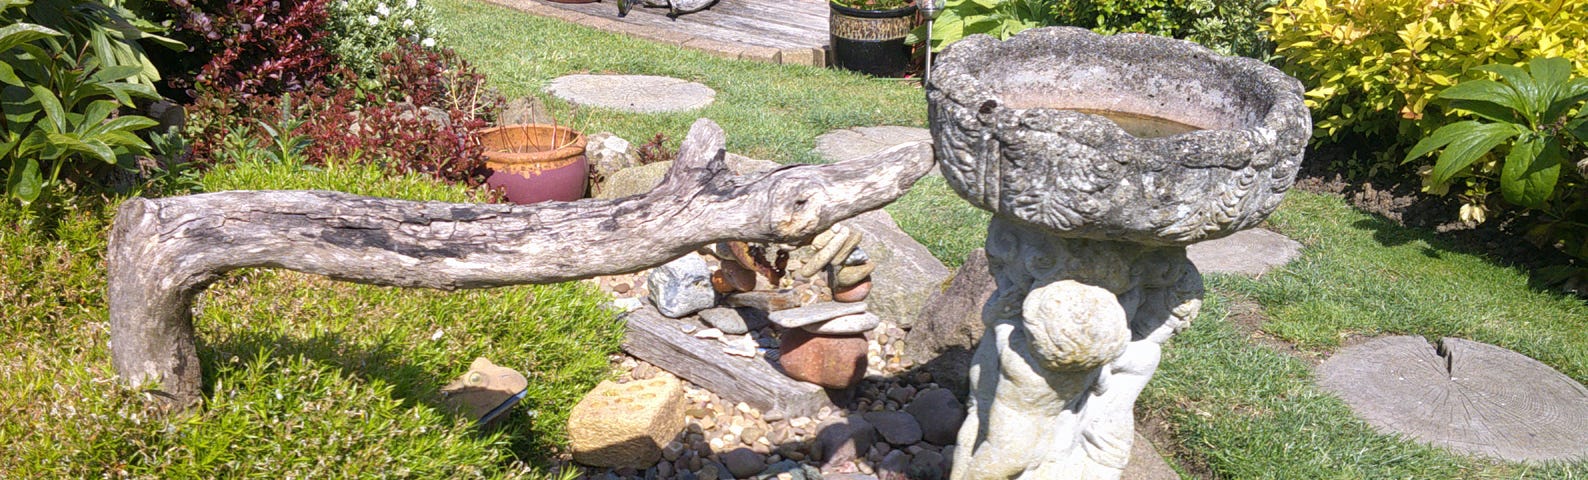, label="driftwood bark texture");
[108,118,933,406]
